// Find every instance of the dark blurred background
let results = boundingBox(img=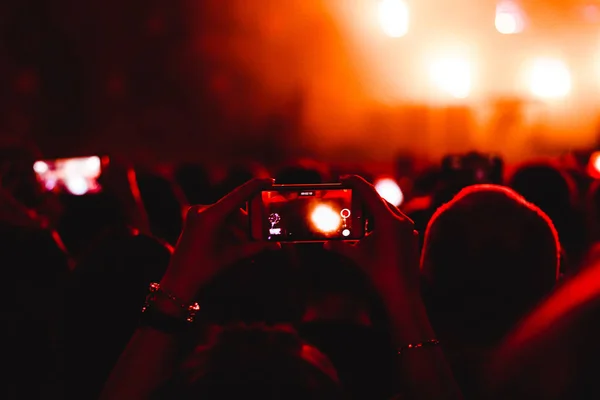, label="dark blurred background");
[7,5,600,398]
[2,0,600,169]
